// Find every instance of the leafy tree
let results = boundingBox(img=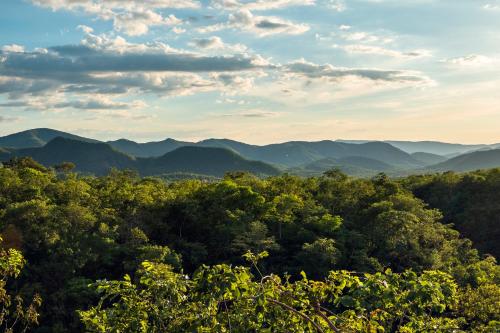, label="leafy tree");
[79,255,464,332]
[0,237,41,332]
